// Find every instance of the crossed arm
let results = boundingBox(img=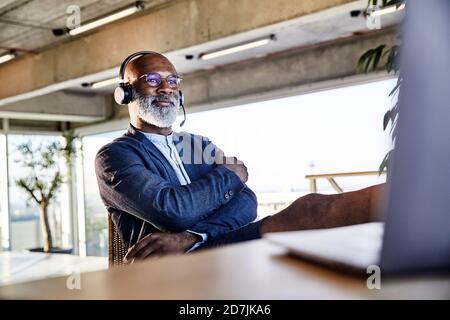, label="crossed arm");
[123,187,257,262]
[95,143,256,261]
[99,141,386,263]
[124,183,386,262]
